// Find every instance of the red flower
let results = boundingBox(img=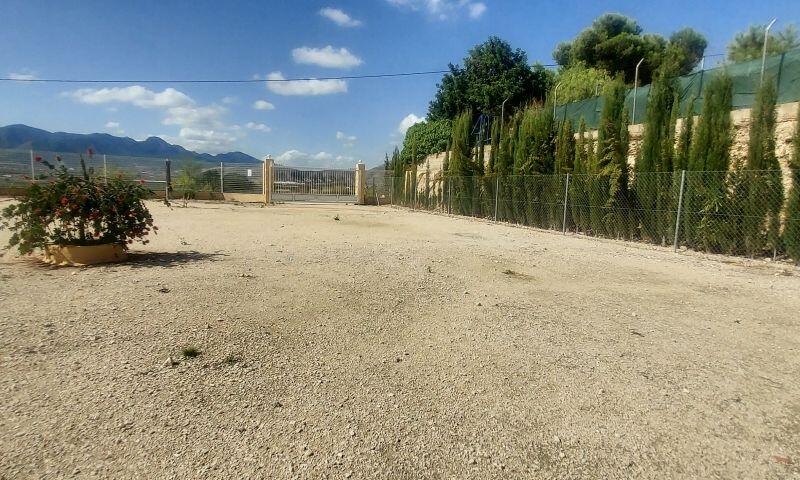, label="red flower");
[34,156,42,162]
[87,147,94,157]
[60,196,68,205]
